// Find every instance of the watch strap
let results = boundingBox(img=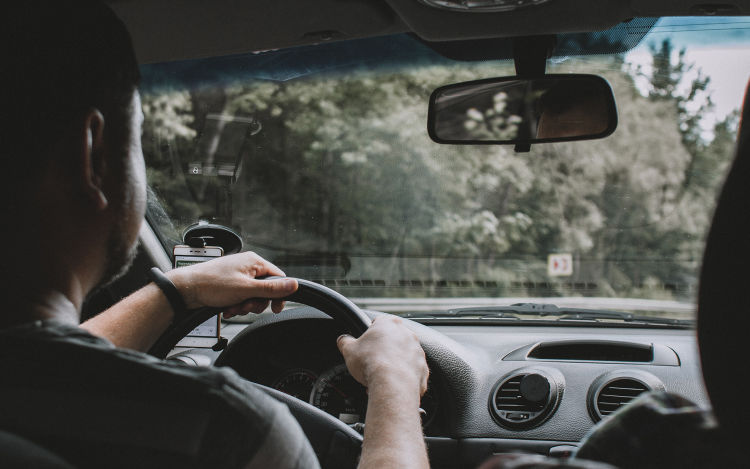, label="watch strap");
[148,267,188,323]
